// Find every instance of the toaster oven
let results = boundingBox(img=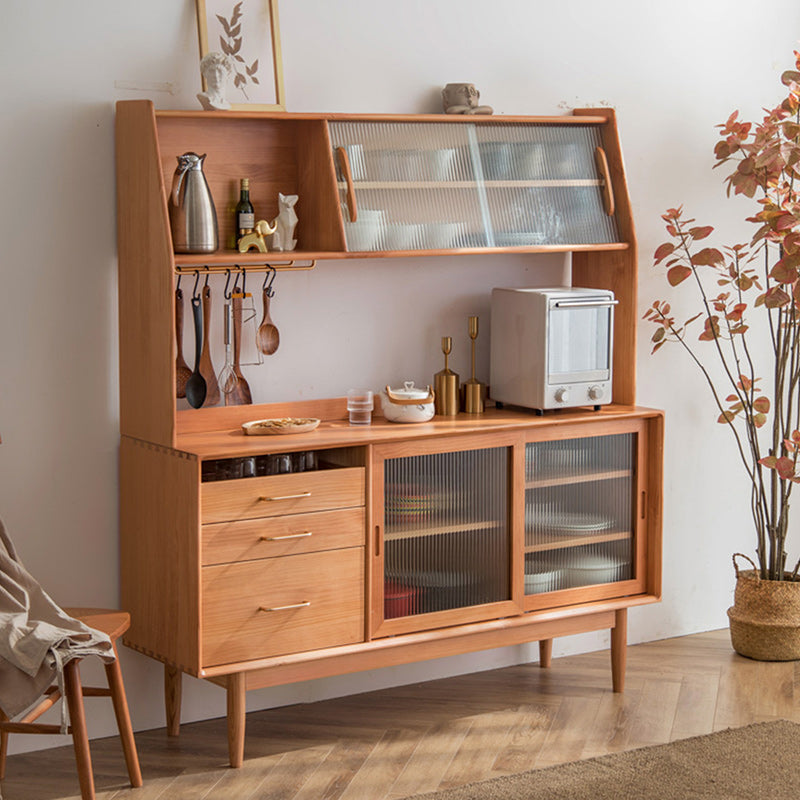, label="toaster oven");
[489,286,617,412]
